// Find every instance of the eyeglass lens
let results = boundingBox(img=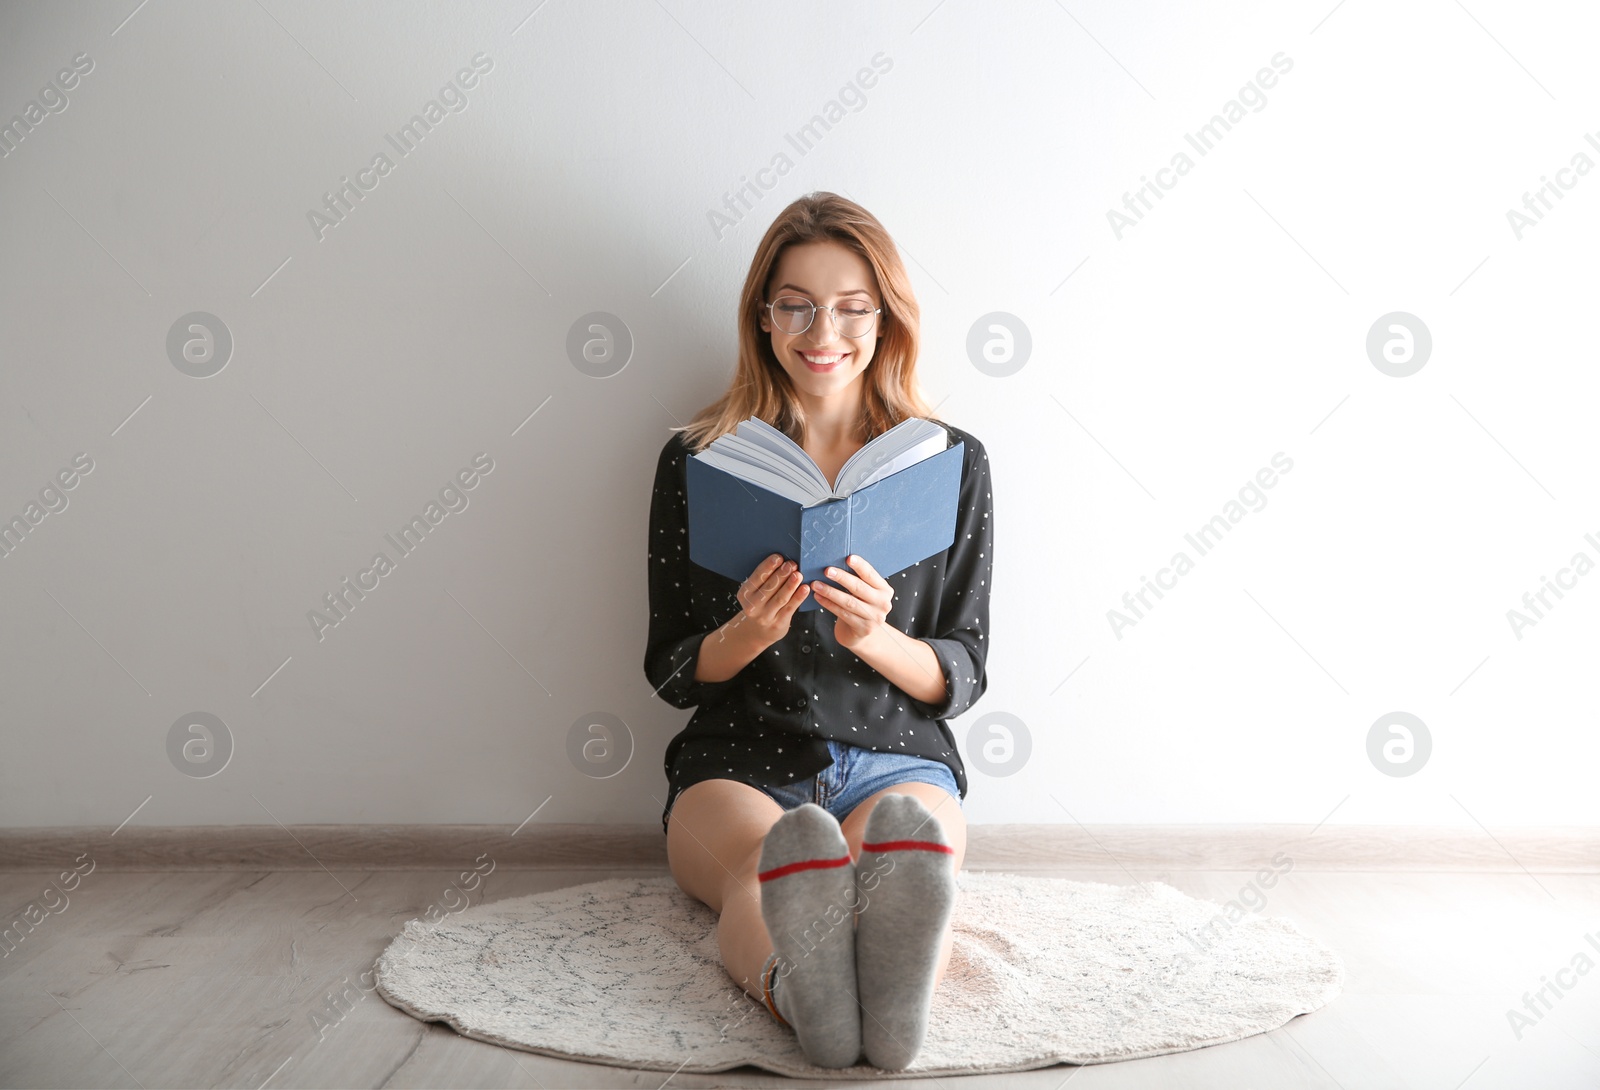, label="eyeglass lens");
[771,295,875,337]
